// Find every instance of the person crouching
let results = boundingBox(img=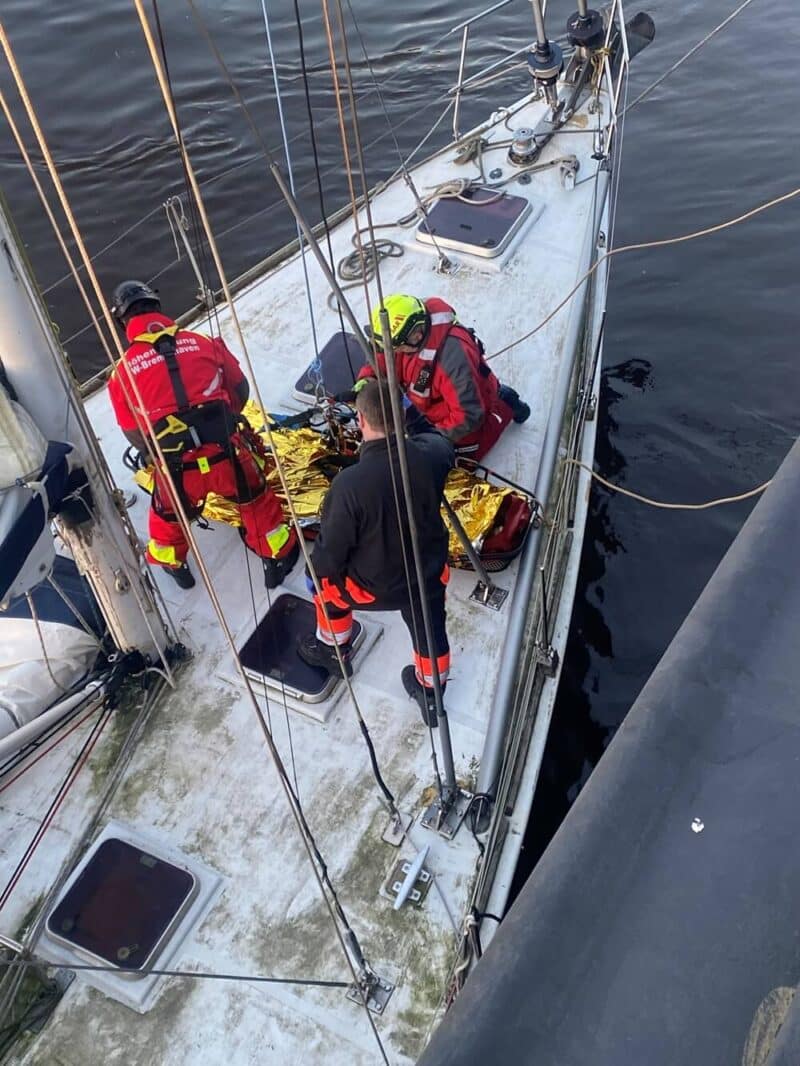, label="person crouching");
[108,279,298,590]
[358,293,530,461]
[297,379,454,725]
